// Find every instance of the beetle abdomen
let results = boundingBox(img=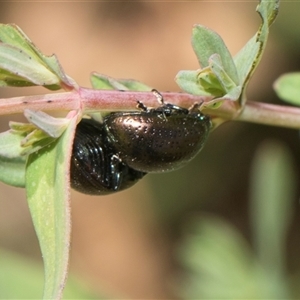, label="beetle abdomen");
[70,119,146,195]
